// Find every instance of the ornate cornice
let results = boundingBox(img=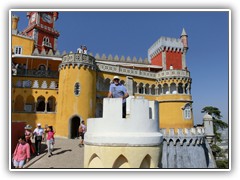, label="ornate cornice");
[59,53,97,71]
